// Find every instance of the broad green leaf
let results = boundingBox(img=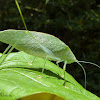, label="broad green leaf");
[0,52,80,86]
[0,30,77,64]
[0,52,99,100]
